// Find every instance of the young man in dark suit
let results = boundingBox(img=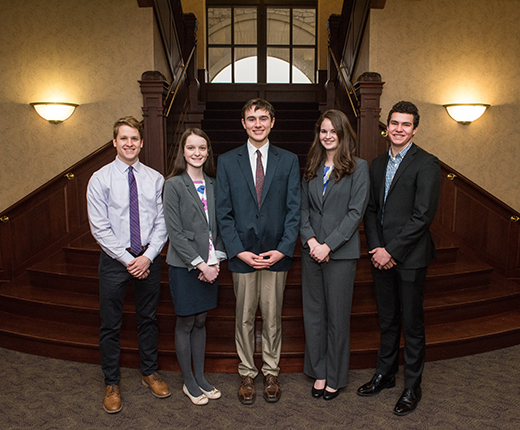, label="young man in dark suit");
[357,101,441,415]
[216,99,300,405]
